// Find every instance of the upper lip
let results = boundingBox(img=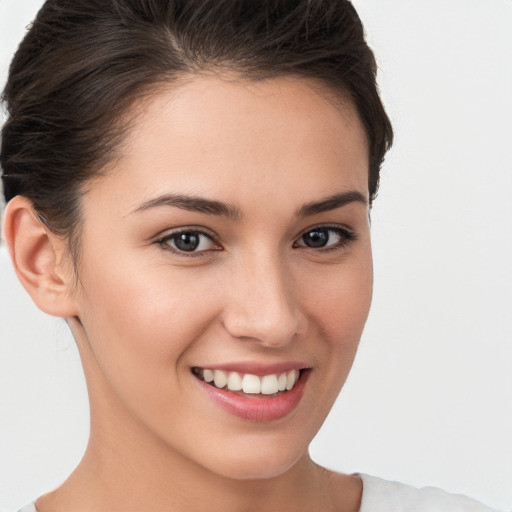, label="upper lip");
[192,361,310,376]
